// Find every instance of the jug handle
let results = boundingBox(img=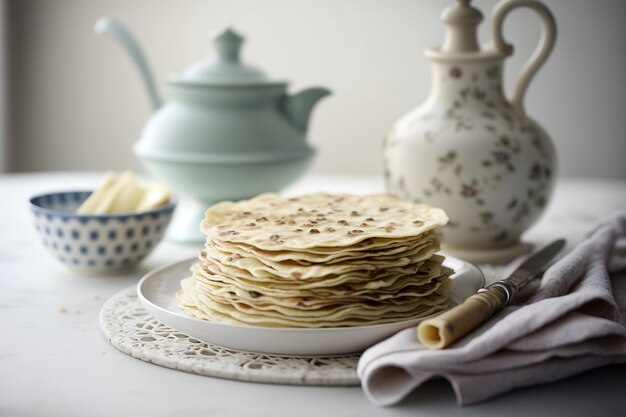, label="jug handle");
[489,0,556,118]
